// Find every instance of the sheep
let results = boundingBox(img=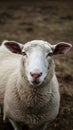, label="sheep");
[0,40,72,130]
